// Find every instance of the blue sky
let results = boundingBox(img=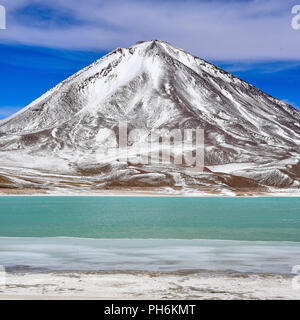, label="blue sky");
[0,0,300,119]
